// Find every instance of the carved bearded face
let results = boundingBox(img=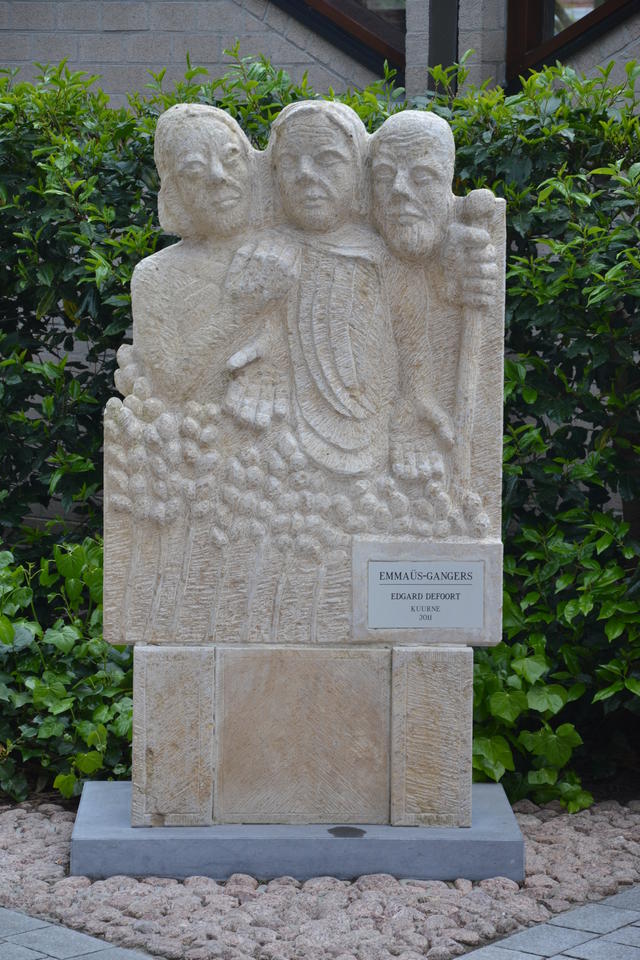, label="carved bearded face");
[370,113,455,260]
[159,115,250,238]
[273,113,358,232]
